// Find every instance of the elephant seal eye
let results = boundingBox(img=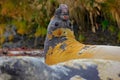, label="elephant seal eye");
[69,23,71,26]
[55,22,59,26]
